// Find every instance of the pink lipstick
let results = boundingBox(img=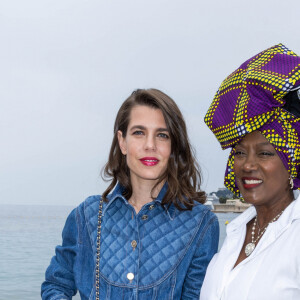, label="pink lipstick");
[140,157,159,166]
